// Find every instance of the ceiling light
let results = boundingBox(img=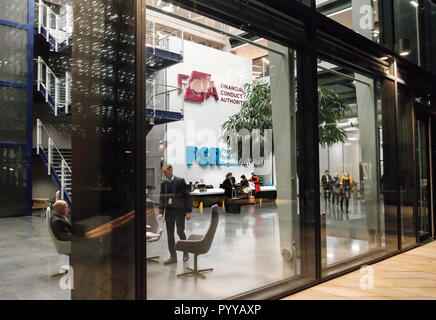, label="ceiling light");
[380,56,389,61]
[410,1,419,7]
[396,38,411,57]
